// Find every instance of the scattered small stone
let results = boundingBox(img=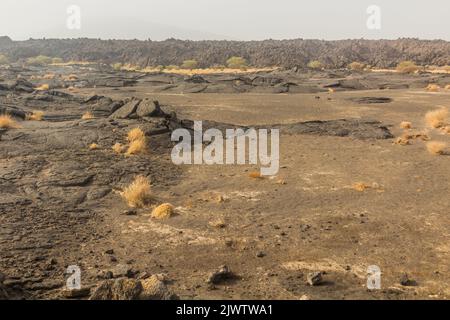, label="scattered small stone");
[207,265,234,284]
[256,251,266,258]
[400,273,417,286]
[111,264,133,278]
[306,272,323,286]
[300,224,311,232]
[105,249,114,255]
[122,209,137,216]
